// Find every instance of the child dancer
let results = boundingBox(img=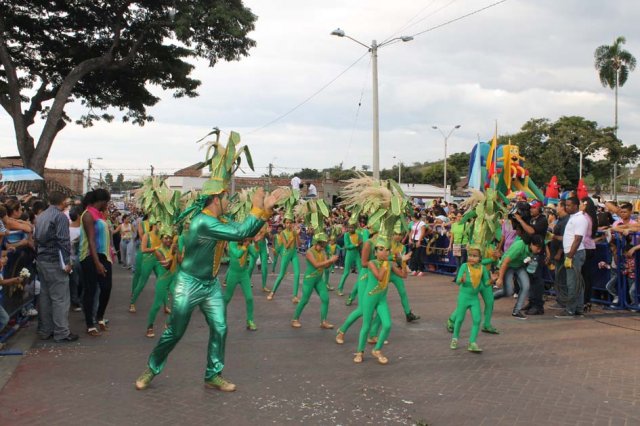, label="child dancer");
[224,238,258,330]
[337,224,362,296]
[268,216,300,302]
[146,227,178,337]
